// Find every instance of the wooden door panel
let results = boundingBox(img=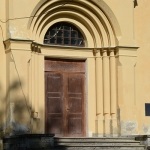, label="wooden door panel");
[68,117,82,134]
[67,74,84,136]
[47,73,62,92]
[68,76,82,93]
[68,97,82,113]
[45,72,64,136]
[45,59,85,137]
[47,97,62,113]
[47,116,63,135]
[45,59,85,73]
